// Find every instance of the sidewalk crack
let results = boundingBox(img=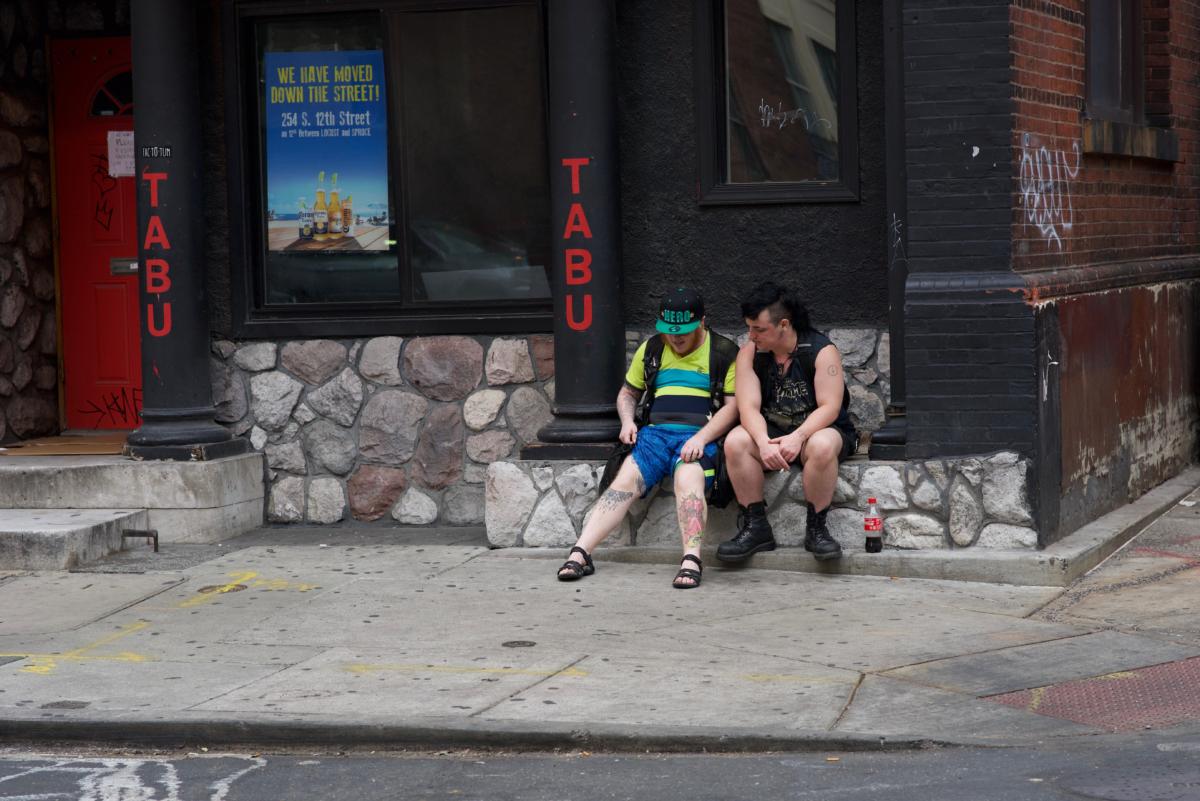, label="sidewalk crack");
[828,672,865,731]
[469,654,590,718]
